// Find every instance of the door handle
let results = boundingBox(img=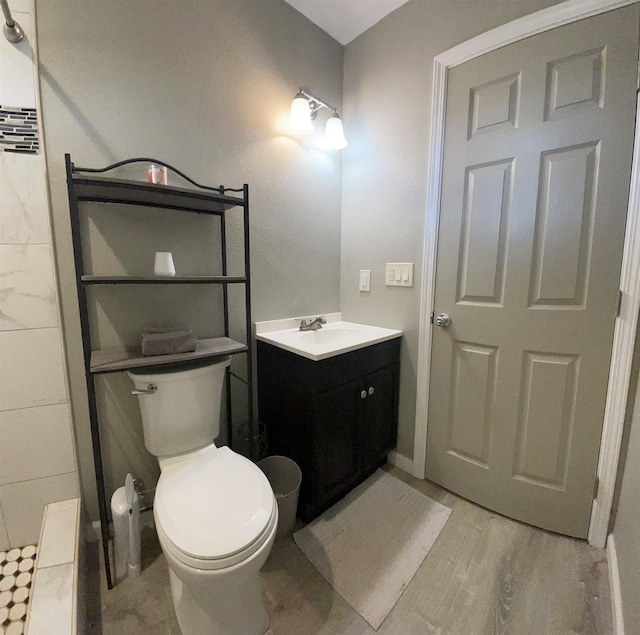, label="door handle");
[435,313,452,328]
